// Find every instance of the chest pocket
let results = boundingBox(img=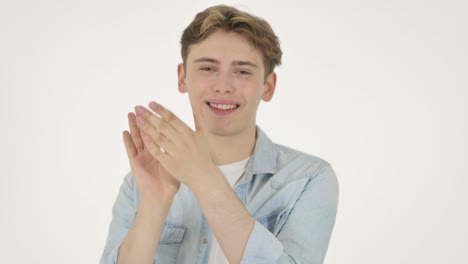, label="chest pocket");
[257,209,289,236]
[253,177,309,237]
[154,223,186,264]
